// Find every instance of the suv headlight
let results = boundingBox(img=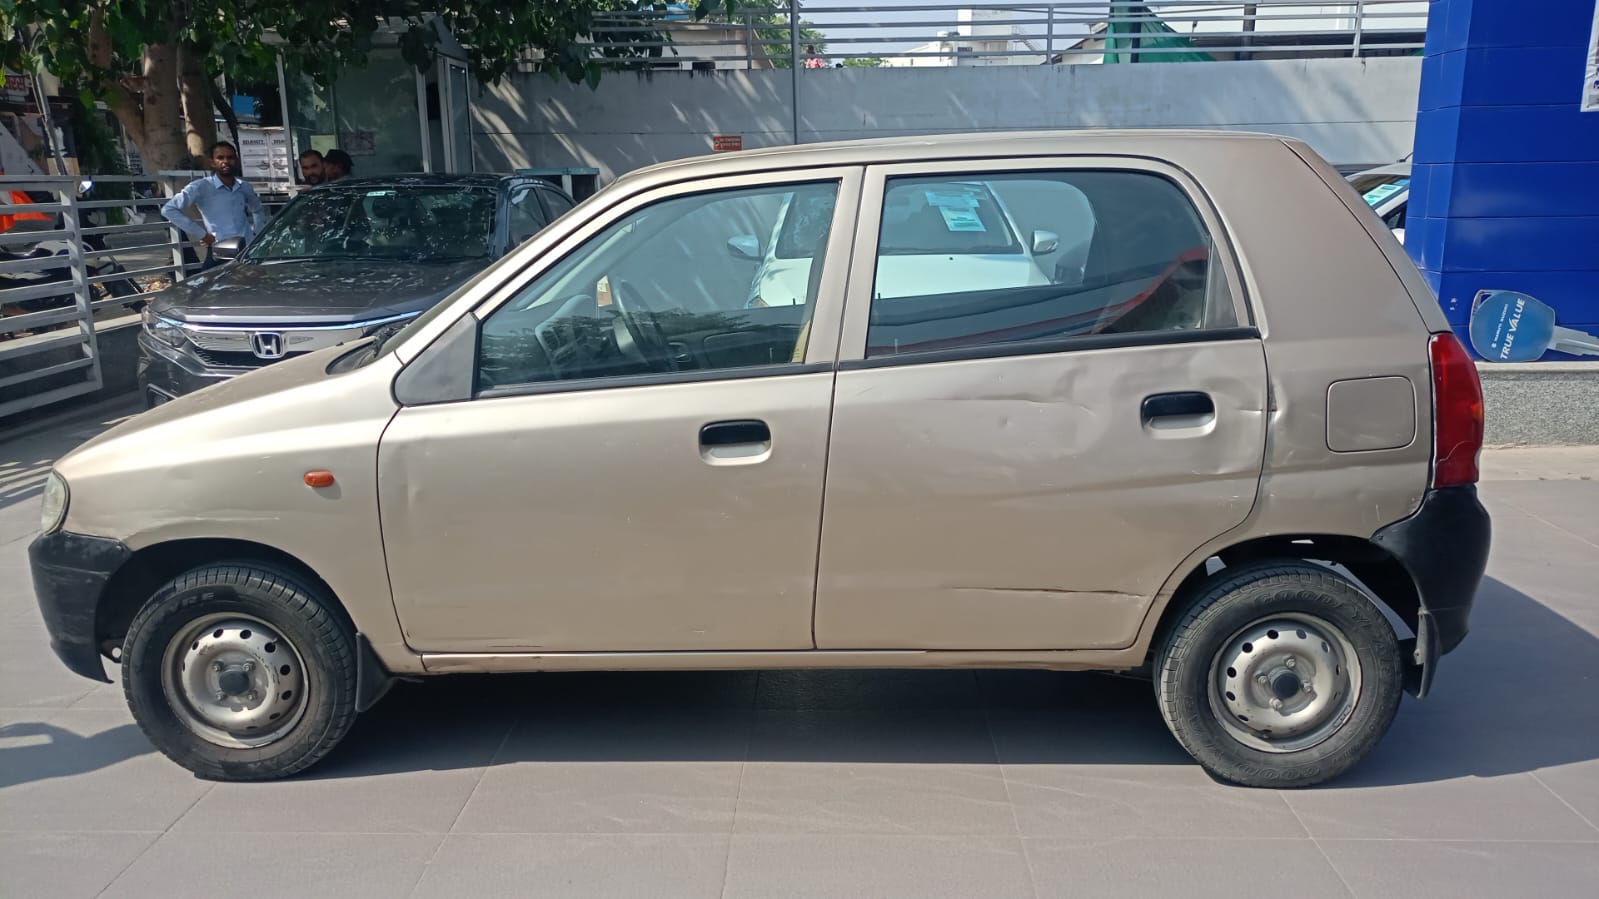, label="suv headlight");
[141,308,187,349]
[40,471,69,534]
